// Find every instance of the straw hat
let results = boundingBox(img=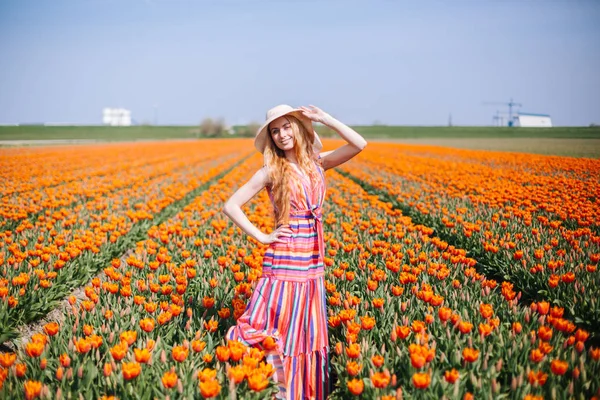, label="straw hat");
[254,104,323,154]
